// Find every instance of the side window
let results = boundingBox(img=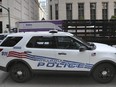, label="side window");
[56,36,81,49]
[0,37,22,47]
[26,36,56,48]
